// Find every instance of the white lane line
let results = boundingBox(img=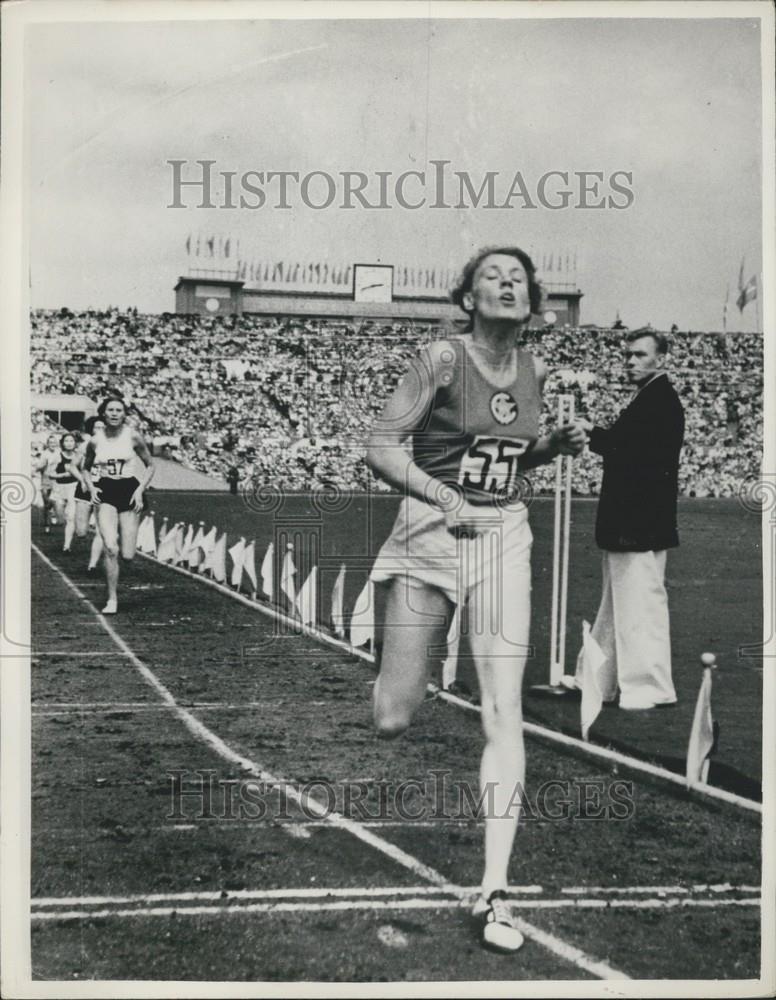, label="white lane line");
[33,884,544,908]
[30,896,761,923]
[32,544,629,981]
[139,550,762,815]
[33,882,757,910]
[34,651,132,657]
[32,700,298,717]
[561,883,760,896]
